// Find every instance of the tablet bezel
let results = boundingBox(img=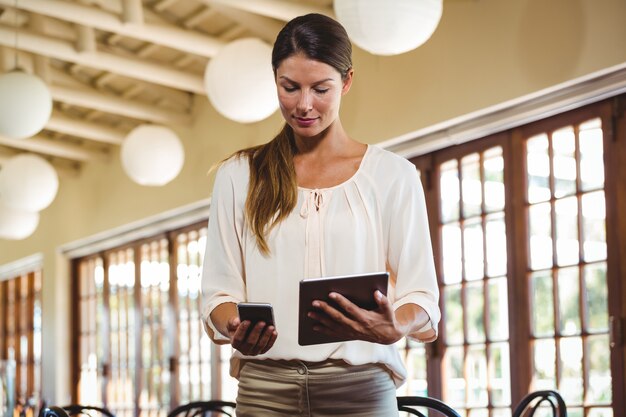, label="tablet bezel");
[298,271,389,346]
